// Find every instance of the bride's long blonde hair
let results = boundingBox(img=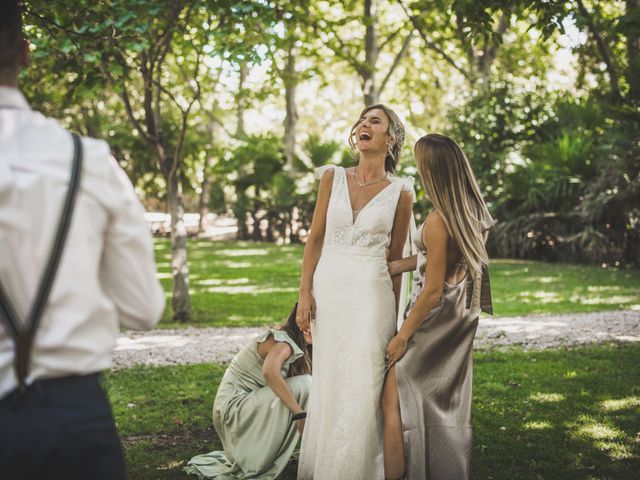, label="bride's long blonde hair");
[414,134,494,278]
